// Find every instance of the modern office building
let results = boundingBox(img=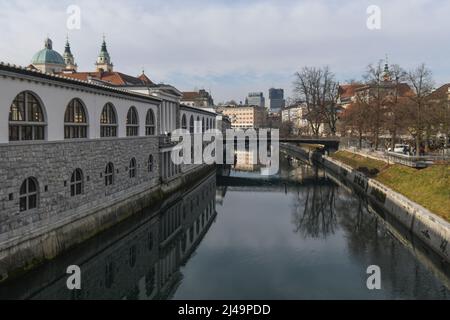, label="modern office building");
[268,88,285,112]
[245,92,265,108]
